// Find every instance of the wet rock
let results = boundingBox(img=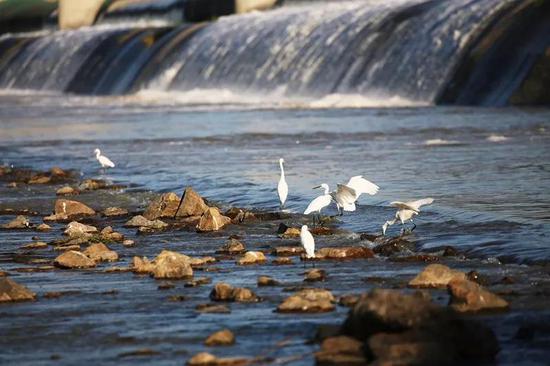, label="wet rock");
[83,243,118,262]
[125,215,168,230]
[310,227,336,236]
[0,269,6,277]
[122,239,135,247]
[185,277,212,287]
[225,207,256,224]
[271,246,304,257]
[258,275,279,286]
[158,282,175,290]
[132,256,156,274]
[205,329,235,346]
[390,254,439,263]
[2,215,30,229]
[64,221,98,238]
[188,352,217,365]
[54,199,95,219]
[175,187,209,217]
[316,247,374,260]
[21,241,48,250]
[104,266,131,273]
[216,238,246,255]
[0,277,36,302]
[272,257,293,265]
[103,207,128,217]
[448,278,509,313]
[54,250,96,269]
[209,282,258,302]
[168,295,186,302]
[277,223,290,234]
[232,287,258,302]
[54,244,81,251]
[78,179,106,191]
[408,264,466,288]
[7,182,17,188]
[373,237,415,256]
[187,353,251,366]
[196,207,231,232]
[56,186,77,196]
[304,268,327,282]
[280,227,301,238]
[143,192,181,220]
[277,288,335,313]
[189,256,216,267]
[236,251,266,265]
[100,226,124,242]
[314,336,366,366]
[152,250,193,279]
[338,294,360,308]
[36,223,51,231]
[28,175,51,184]
[50,167,67,176]
[196,303,231,313]
[442,246,459,257]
